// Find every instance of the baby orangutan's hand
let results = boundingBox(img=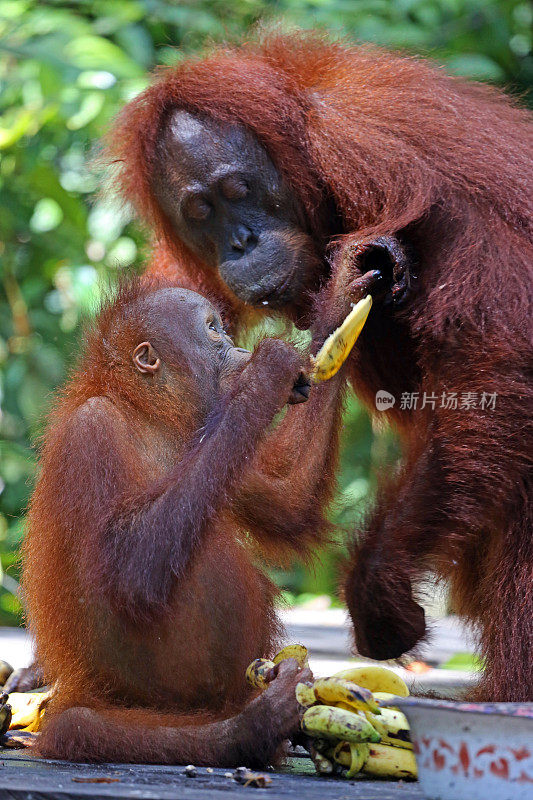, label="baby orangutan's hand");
[262,659,313,740]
